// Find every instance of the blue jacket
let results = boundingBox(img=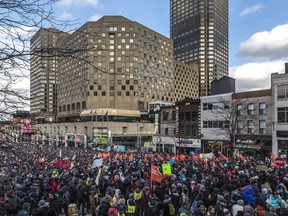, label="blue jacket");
[17,210,30,216]
[243,188,254,206]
